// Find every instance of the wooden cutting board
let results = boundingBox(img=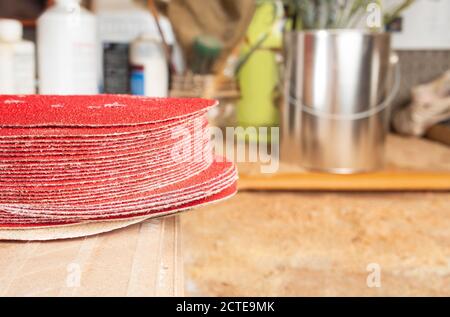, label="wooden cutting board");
[238,170,450,191]
[0,216,183,296]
